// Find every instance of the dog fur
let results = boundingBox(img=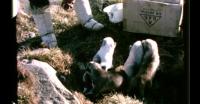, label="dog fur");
[93,37,116,71]
[83,61,127,96]
[126,39,160,98]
